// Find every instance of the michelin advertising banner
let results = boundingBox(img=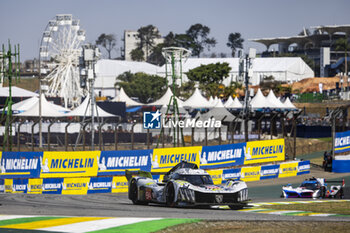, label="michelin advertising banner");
[260,164,280,180]
[244,139,285,165]
[40,151,100,178]
[0,152,42,179]
[200,143,245,169]
[335,130,350,153]
[97,150,152,176]
[151,146,201,172]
